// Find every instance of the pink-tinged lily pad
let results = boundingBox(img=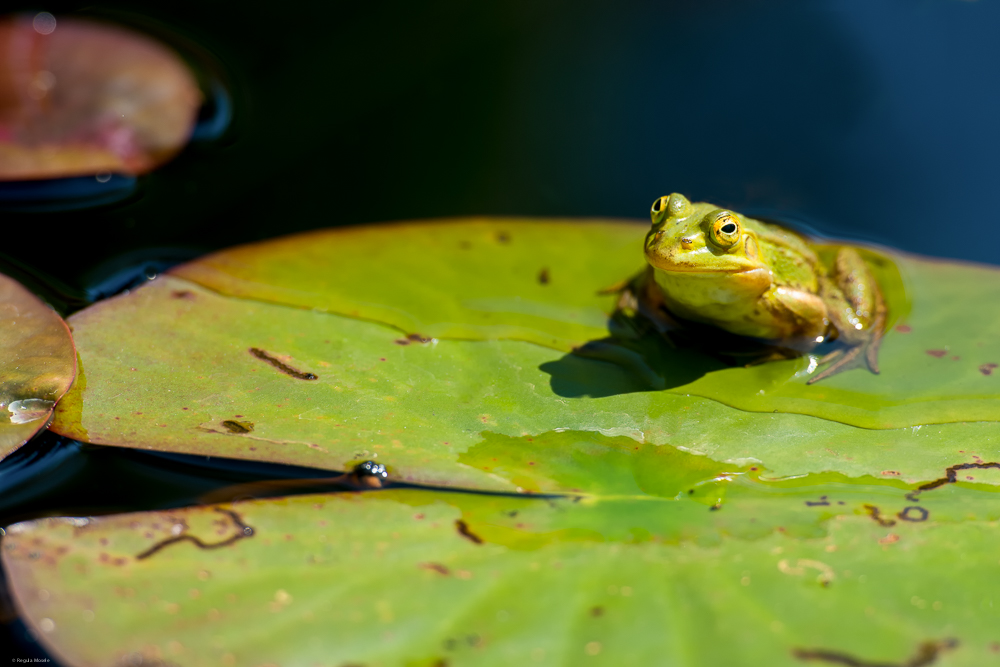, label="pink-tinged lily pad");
[0,14,201,180]
[0,271,75,457]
